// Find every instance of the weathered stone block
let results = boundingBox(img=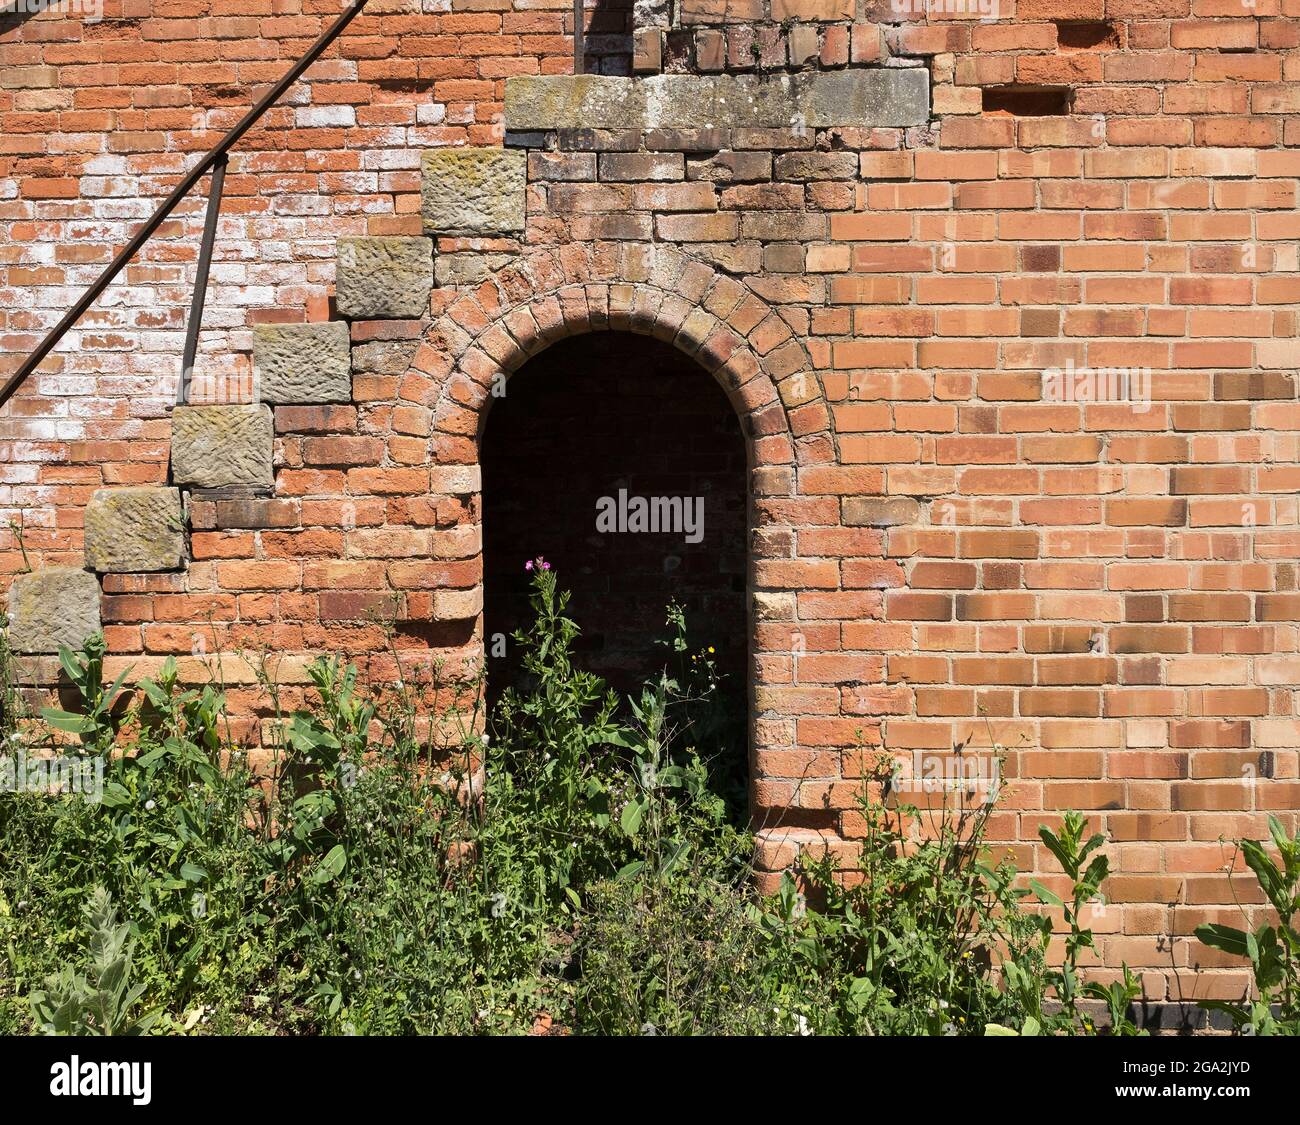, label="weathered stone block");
[753,592,796,621]
[5,567,100,654]
[421,147,527,236]
[435,252,514,288]
[504,70,931,132]
[171,404,274,490]
[336,236,434,319]
[433,586,483,621]
[253,321,352,404]
[84,486,184,573]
